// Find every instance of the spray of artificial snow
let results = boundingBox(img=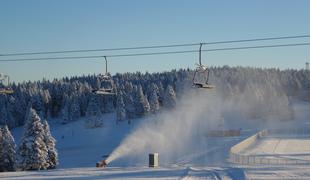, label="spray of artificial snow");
[105,78,293,166]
